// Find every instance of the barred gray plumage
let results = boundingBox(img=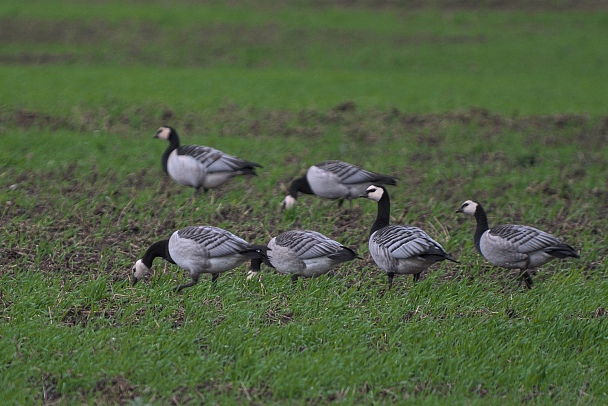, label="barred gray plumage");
[456,199,579,288]
[132,225,268,292]
[315,160,397,185]
[360,185,457,289]
[282,160,397,210]
[154,126,261,195]
[264,230,359,281]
